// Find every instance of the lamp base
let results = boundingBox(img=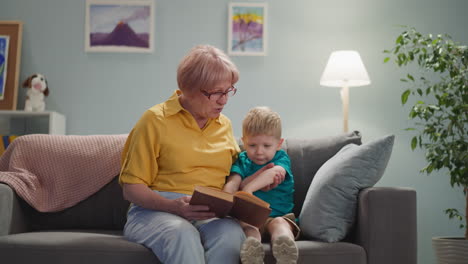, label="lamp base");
[340,85,349,133]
